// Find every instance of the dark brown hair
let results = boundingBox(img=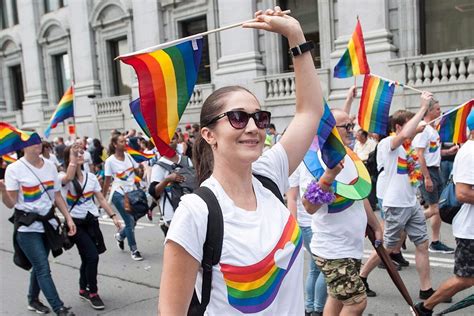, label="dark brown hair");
[63,146,84,176]
[390,110,415,132]
[108,134,121,156]
[192,86,257,184]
